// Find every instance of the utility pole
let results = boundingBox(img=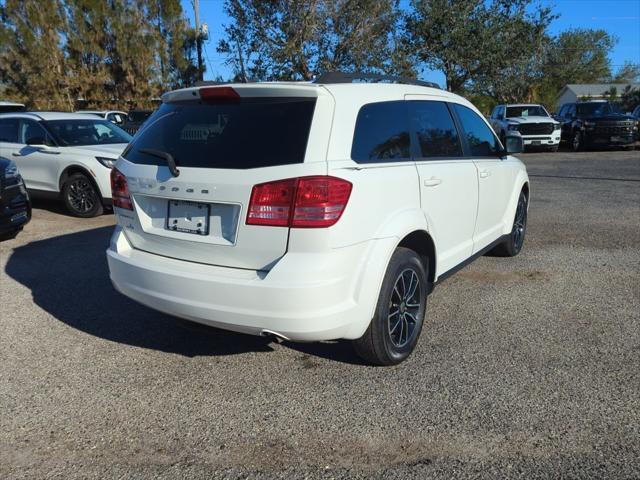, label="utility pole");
[236,41,247,83]
[192,0,204,81]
